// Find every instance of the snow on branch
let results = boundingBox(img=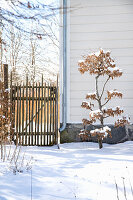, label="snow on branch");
[107,67,122,78]
[82,118,96,125]
[78,49,122,78]
[79,129,91,140]
[81,101,94,110]
[107,90,122,100]
[90,126,111,138]
[115,116,131,127]
[89,109,103,120]
[86,92,97,100]
[102,106,124,117]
